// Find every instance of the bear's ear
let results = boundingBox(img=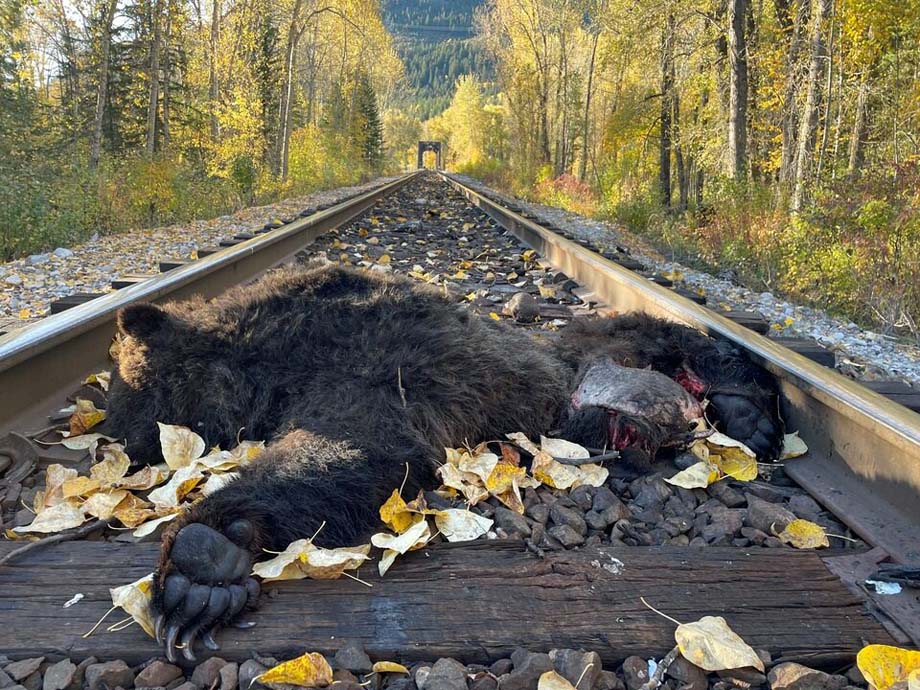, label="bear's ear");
[116,303,171,341]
